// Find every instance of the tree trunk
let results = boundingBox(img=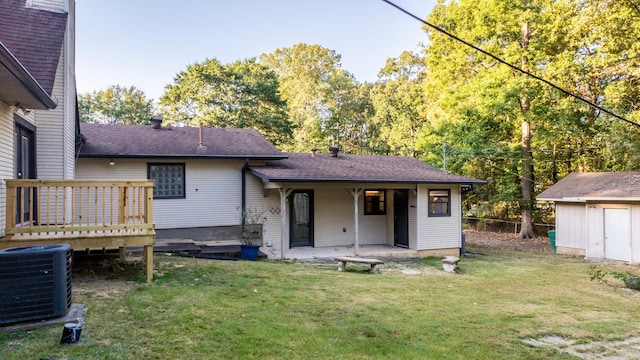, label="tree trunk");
[519,119,536,239]
[518,20,536,239]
